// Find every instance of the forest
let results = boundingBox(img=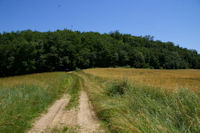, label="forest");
[0,29,200,77]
